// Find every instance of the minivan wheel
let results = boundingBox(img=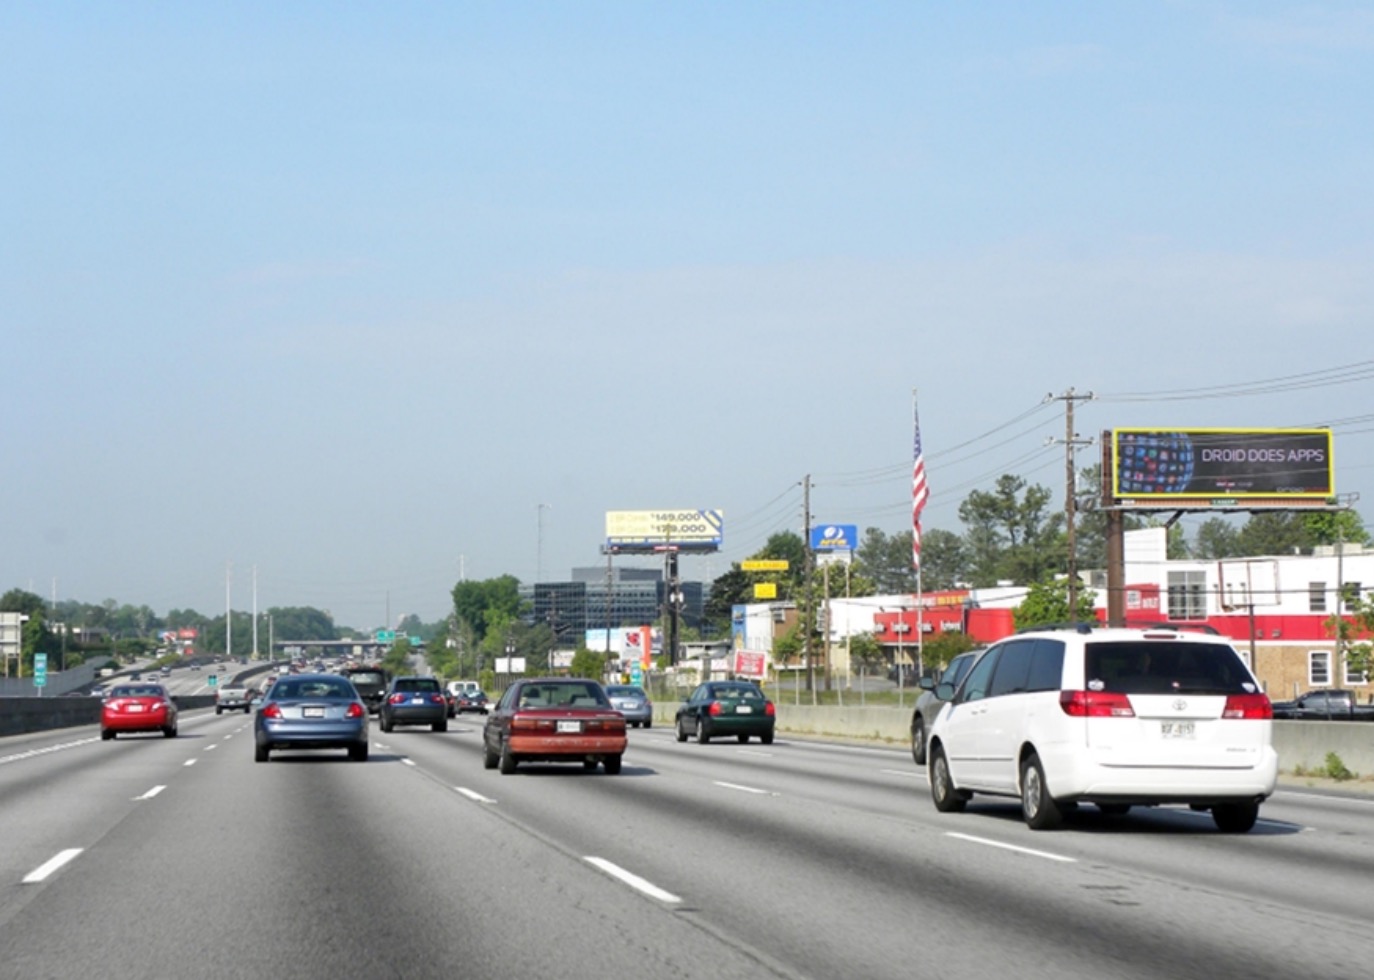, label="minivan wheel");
[1021,754,1064,830]
[1212,802,1259,833]
[911,717,927,766]
[929,746,968,813]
